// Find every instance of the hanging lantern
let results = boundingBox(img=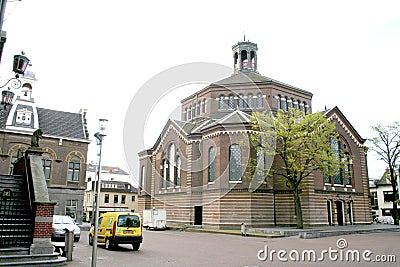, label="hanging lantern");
[13,52,30,76]
[1,90,15,106]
